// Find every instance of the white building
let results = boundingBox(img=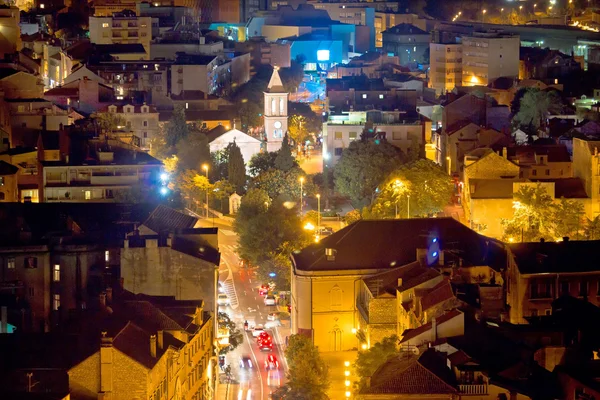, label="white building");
[98,104,160,151]
[461,32,520,87]
[207,128,262,171]
[88,12,152,59]
[263,68,288,152]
